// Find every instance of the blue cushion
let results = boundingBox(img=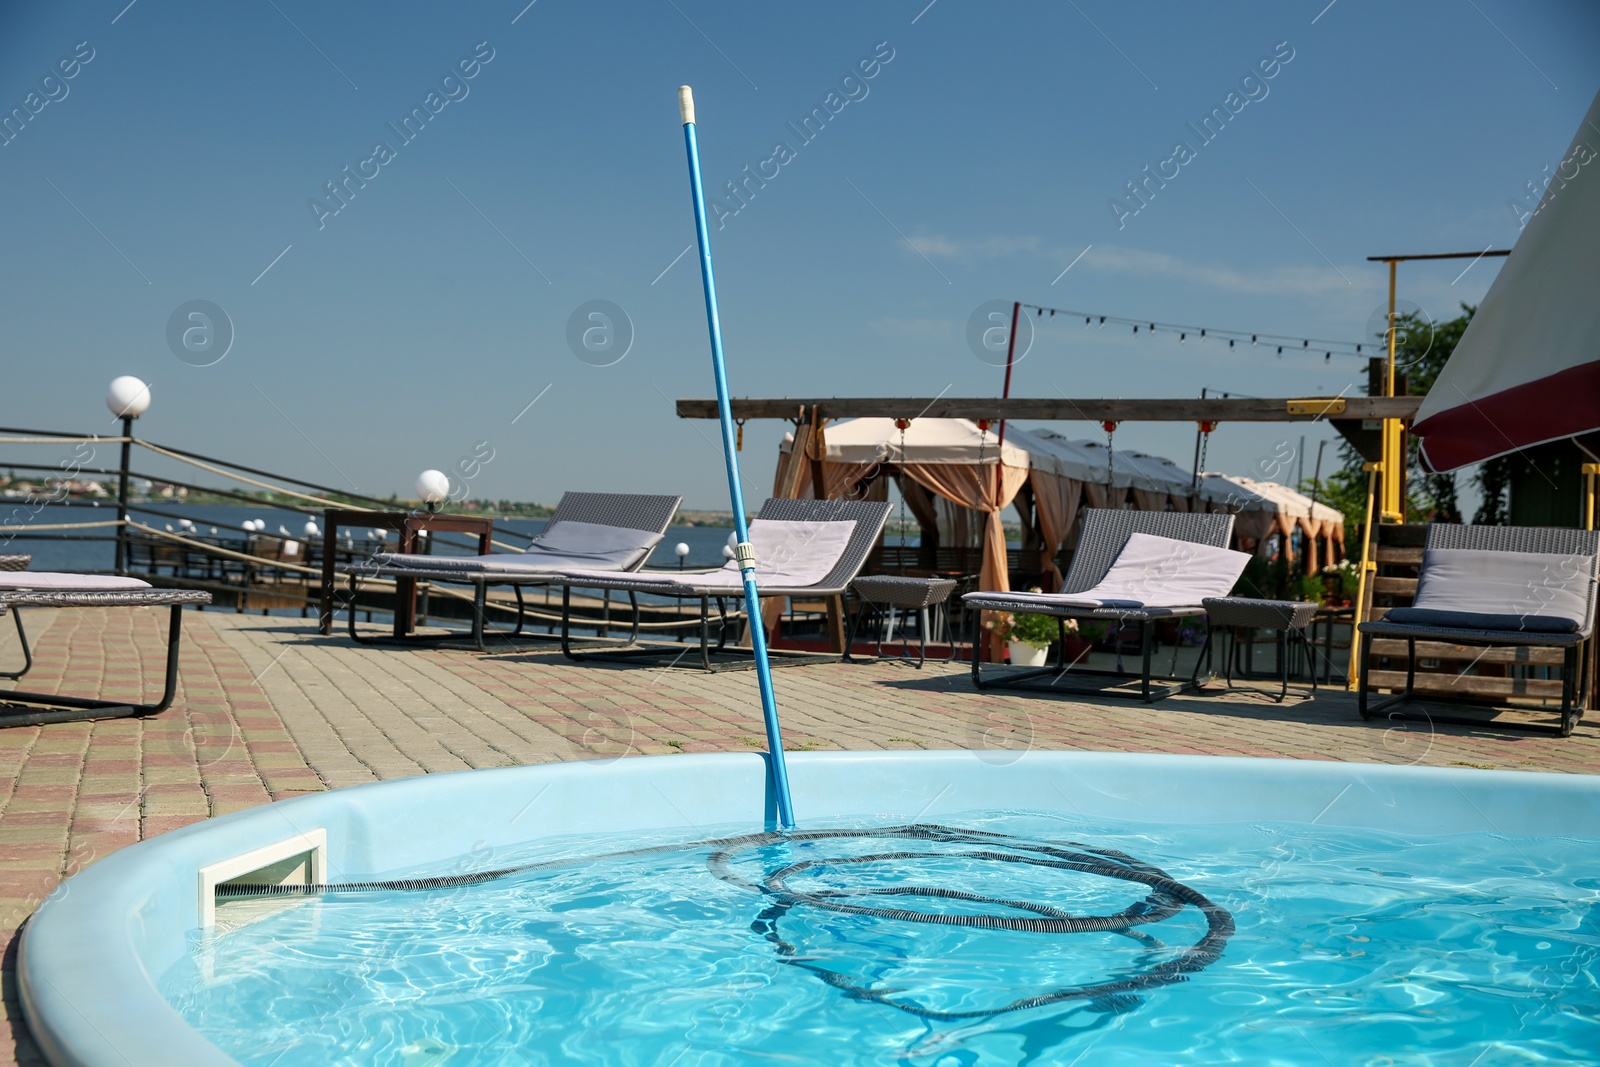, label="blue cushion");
[1382,607,1580,634]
